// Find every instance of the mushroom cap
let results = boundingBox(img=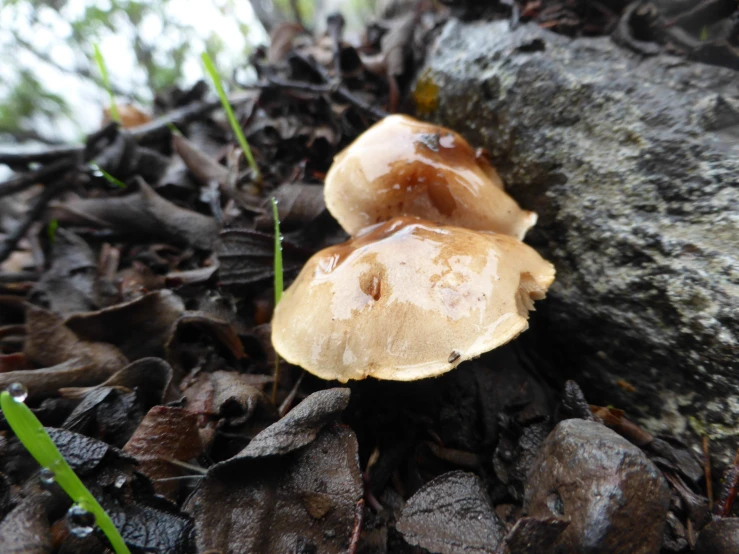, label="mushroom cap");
[324,114,537,239]
[271,217,555,382]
